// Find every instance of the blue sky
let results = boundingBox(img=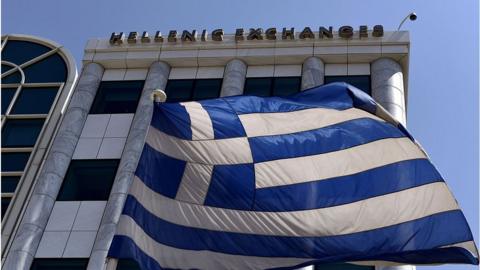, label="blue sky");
[2,0,479,269]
